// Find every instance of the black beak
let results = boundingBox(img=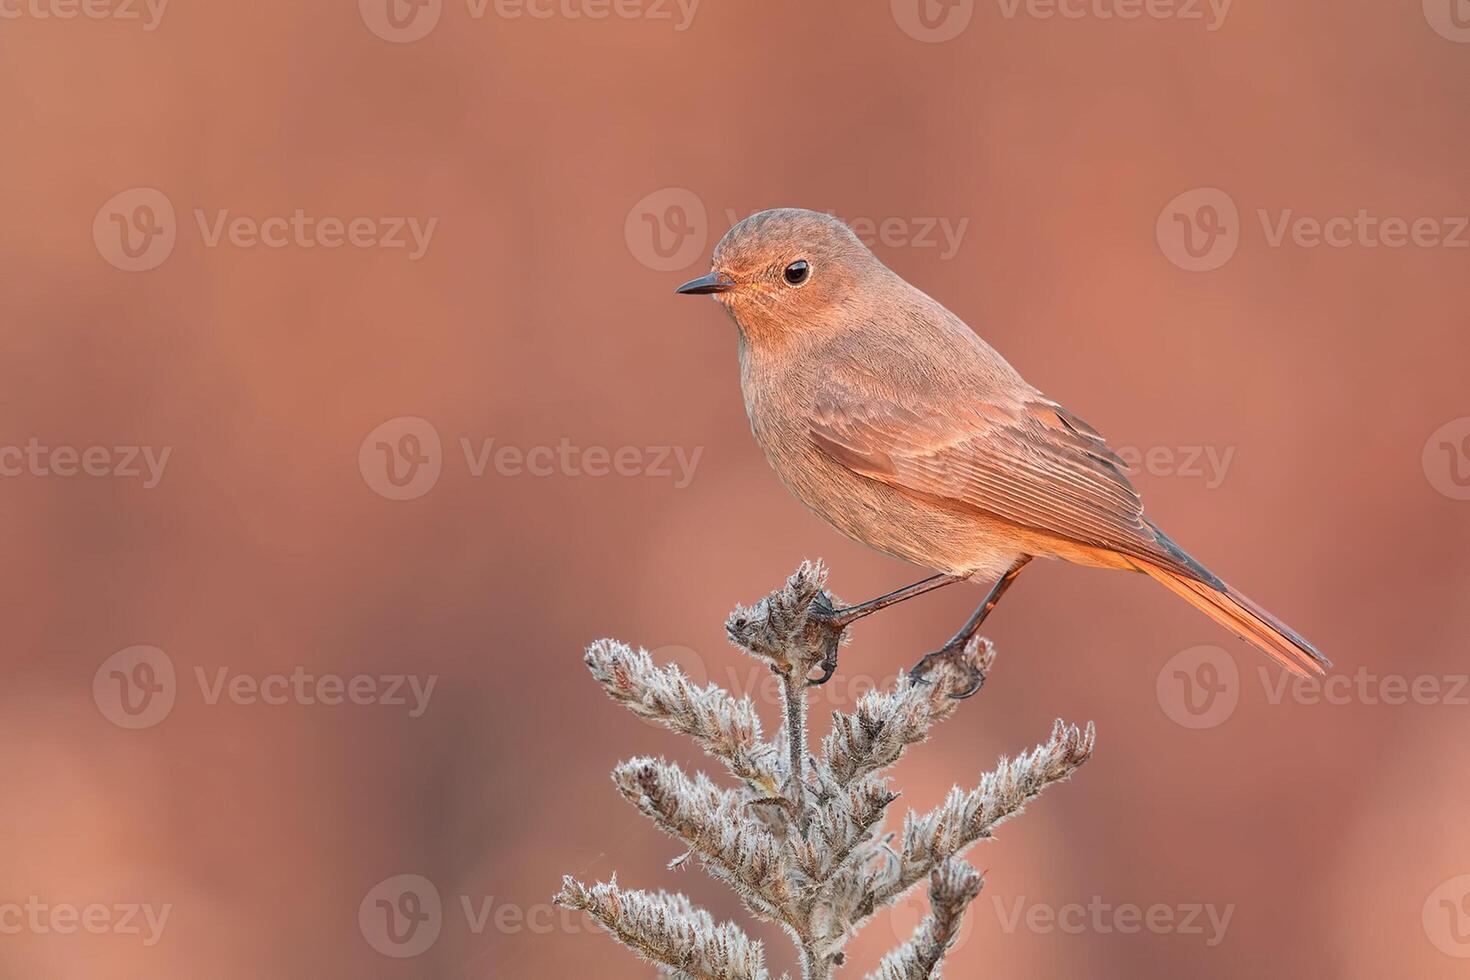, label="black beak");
[675,270,735,295]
